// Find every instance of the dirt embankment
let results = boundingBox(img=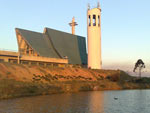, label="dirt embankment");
[0,62,149,99]
[0,62,120,82]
